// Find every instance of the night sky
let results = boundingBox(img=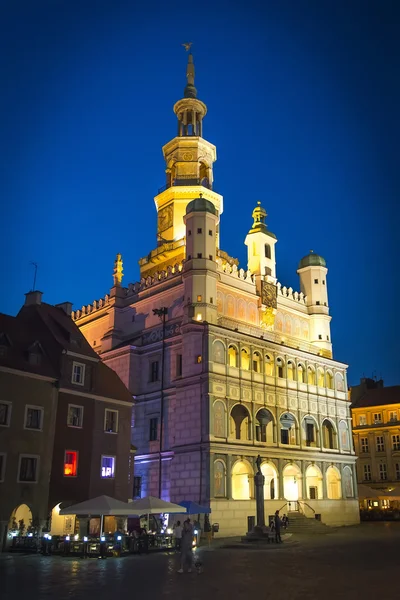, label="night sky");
[1,0,398,386]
